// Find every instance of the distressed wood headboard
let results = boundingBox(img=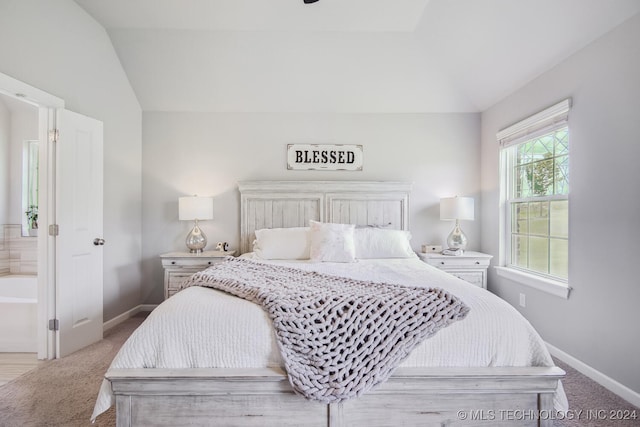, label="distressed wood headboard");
[238,181,412,254]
